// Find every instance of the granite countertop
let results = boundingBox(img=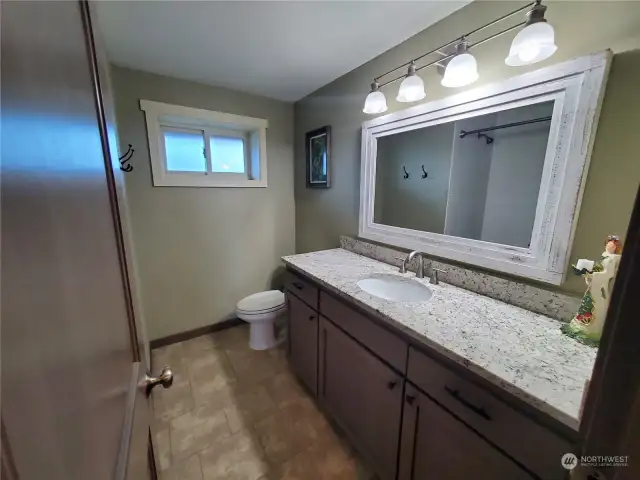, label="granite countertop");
[282,248,597,430]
